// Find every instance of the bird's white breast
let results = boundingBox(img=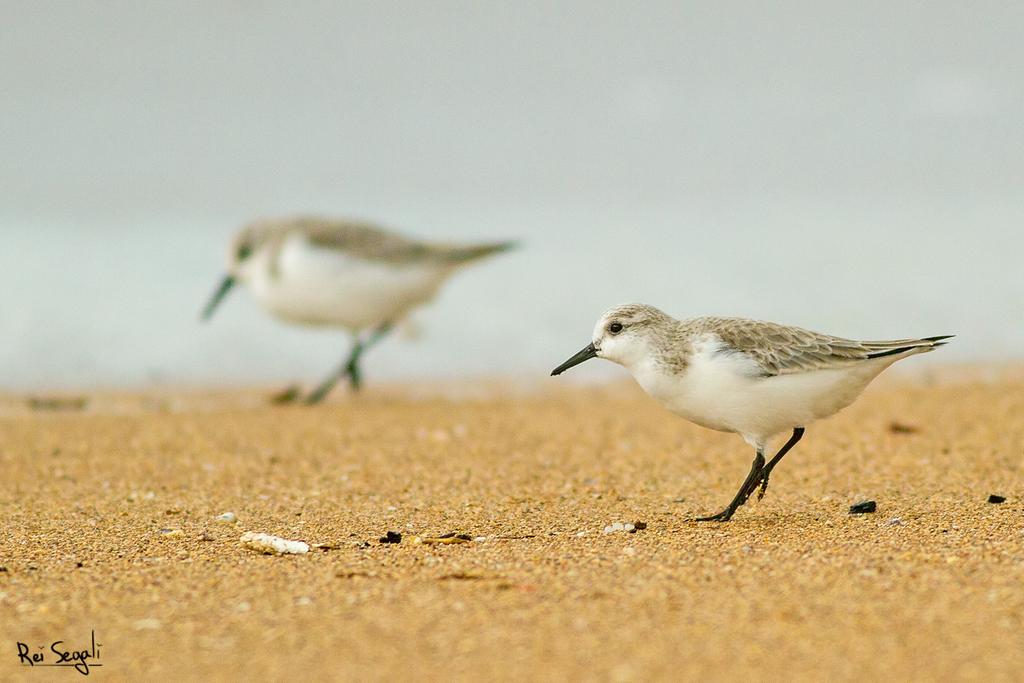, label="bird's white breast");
[244,233,453,330]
